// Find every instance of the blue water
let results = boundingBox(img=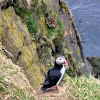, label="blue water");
[65,0,100,57]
